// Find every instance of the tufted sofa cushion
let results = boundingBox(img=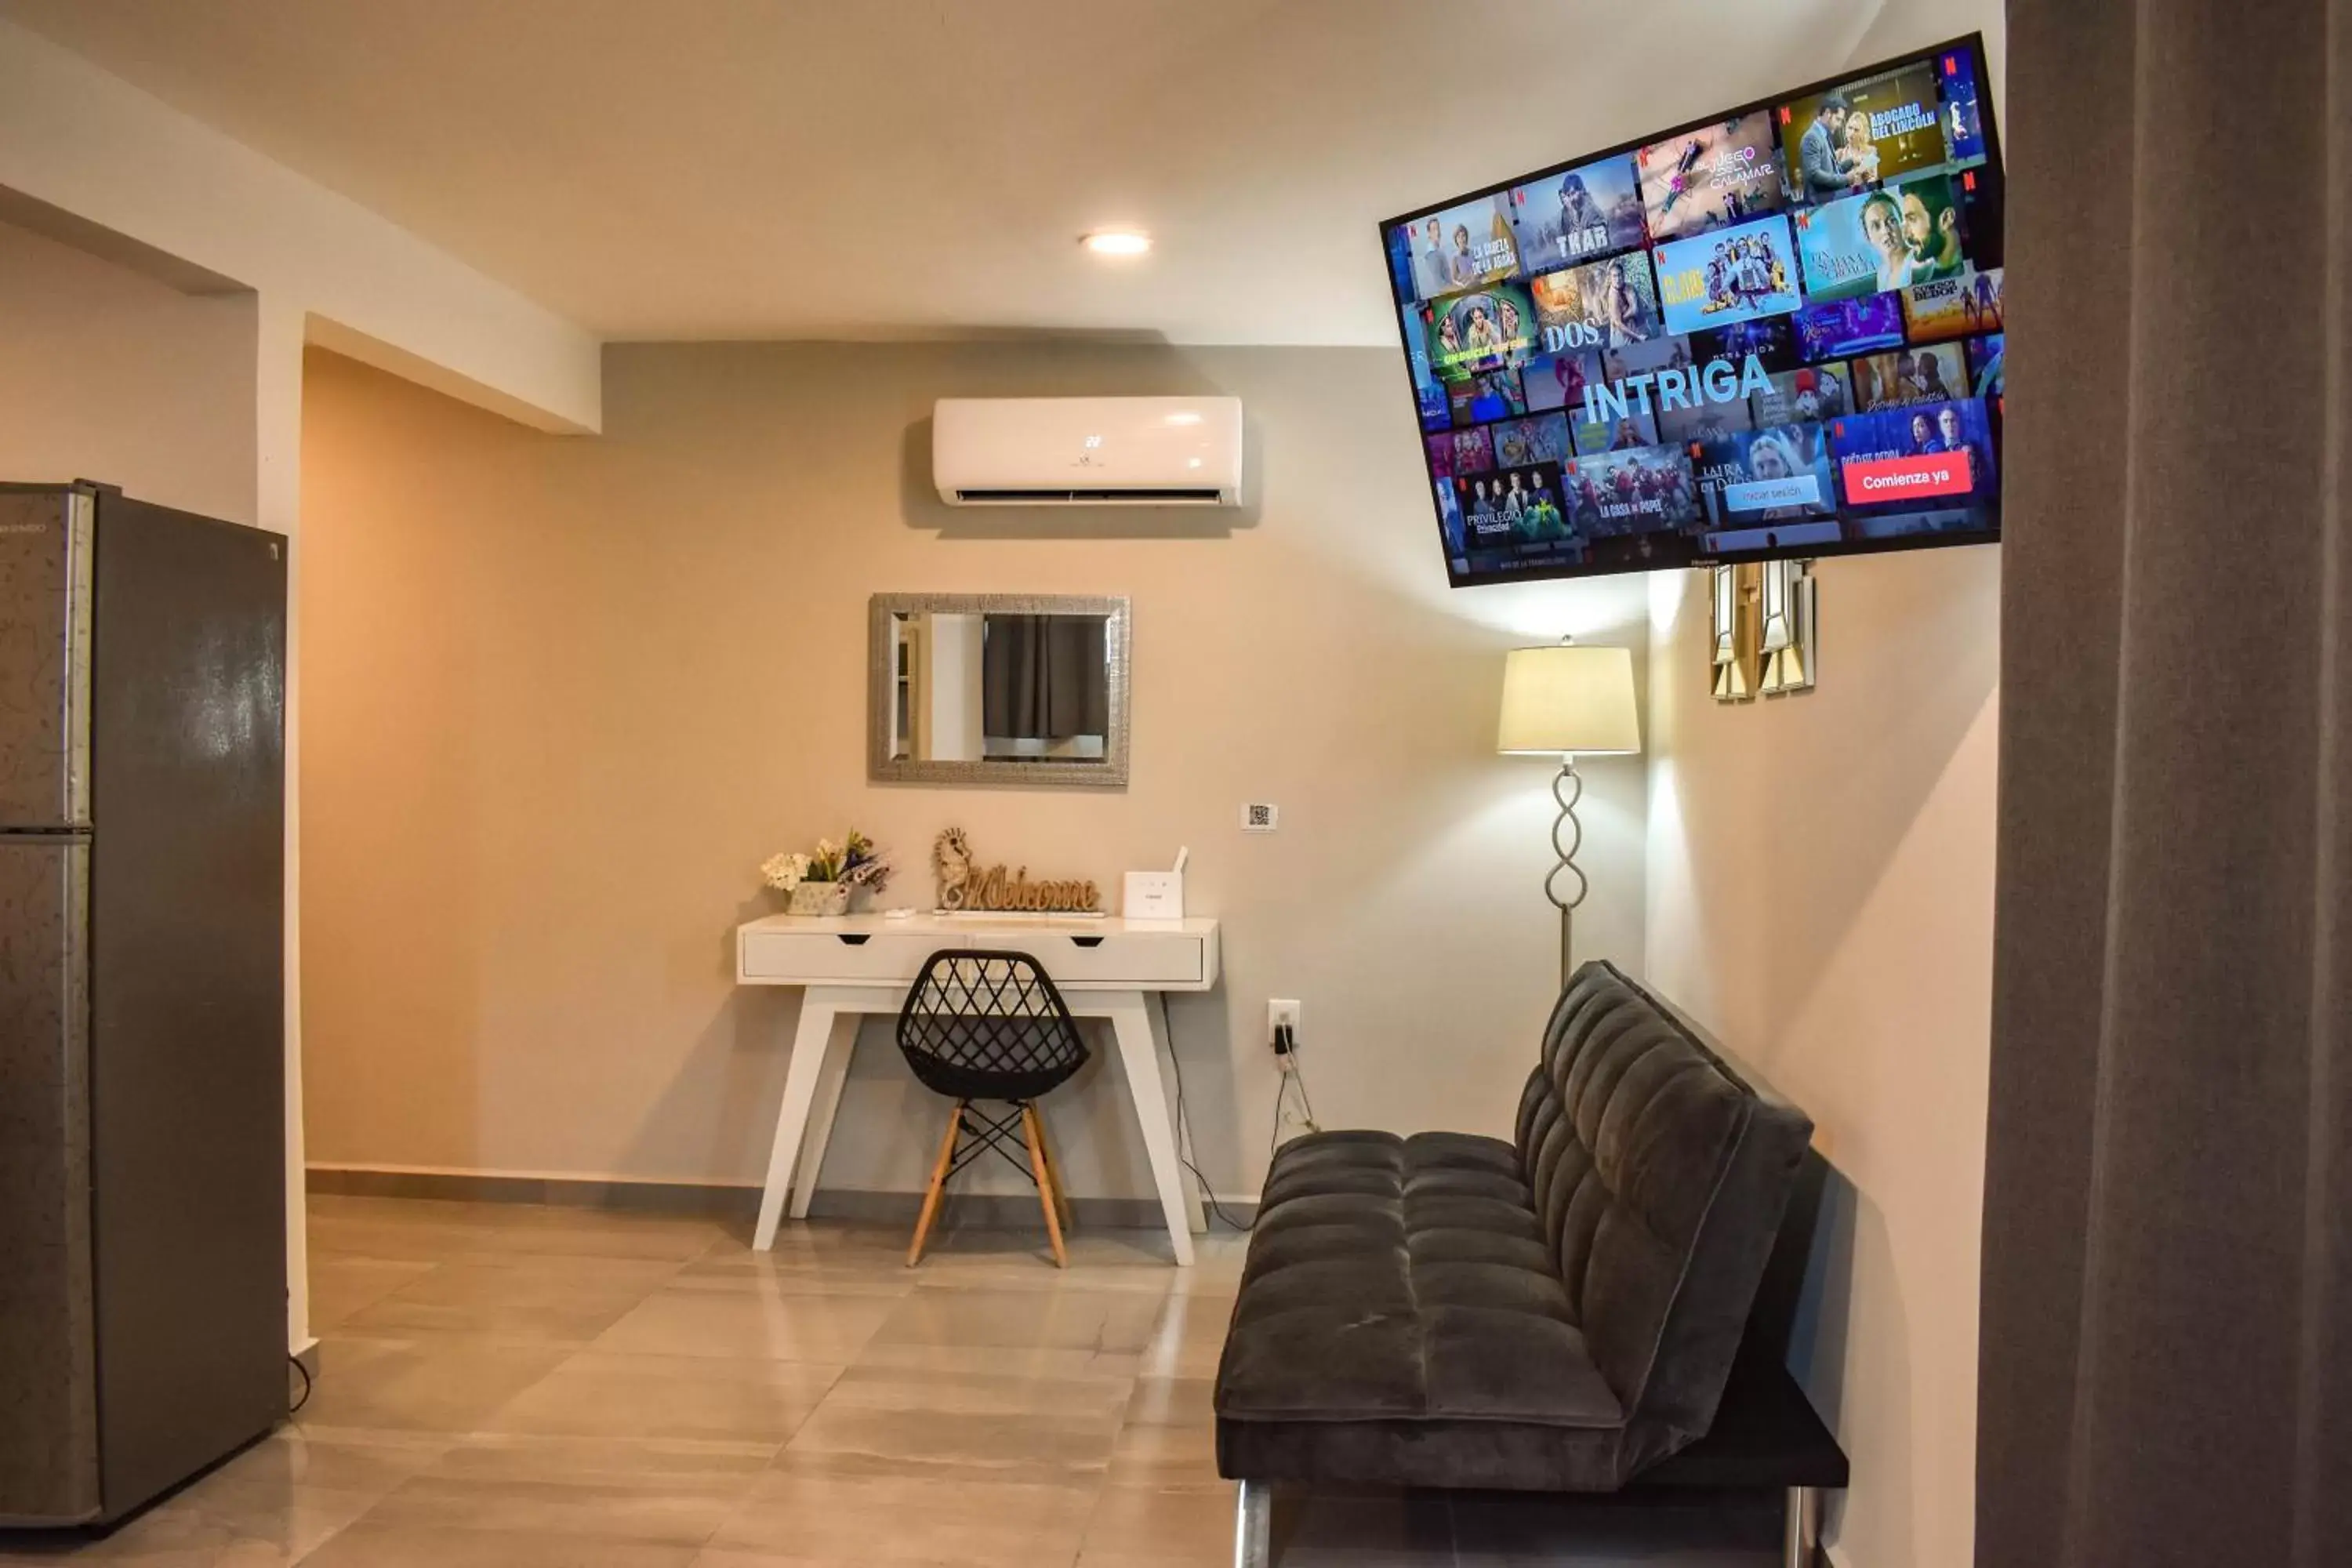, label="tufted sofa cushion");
[1214,961,1813,1492]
